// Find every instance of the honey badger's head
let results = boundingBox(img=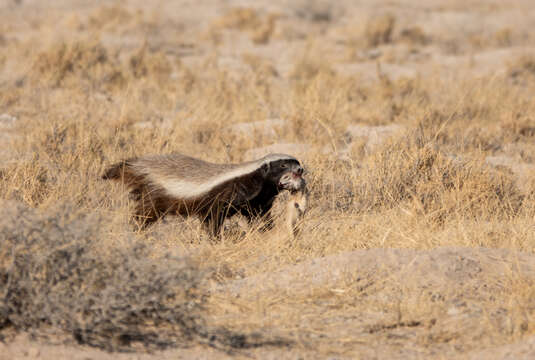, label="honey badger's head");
[261,156,304,192]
